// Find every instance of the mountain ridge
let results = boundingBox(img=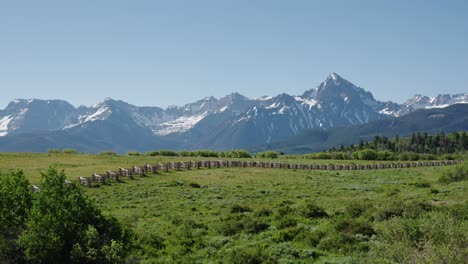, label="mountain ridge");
[1,73,467,152]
